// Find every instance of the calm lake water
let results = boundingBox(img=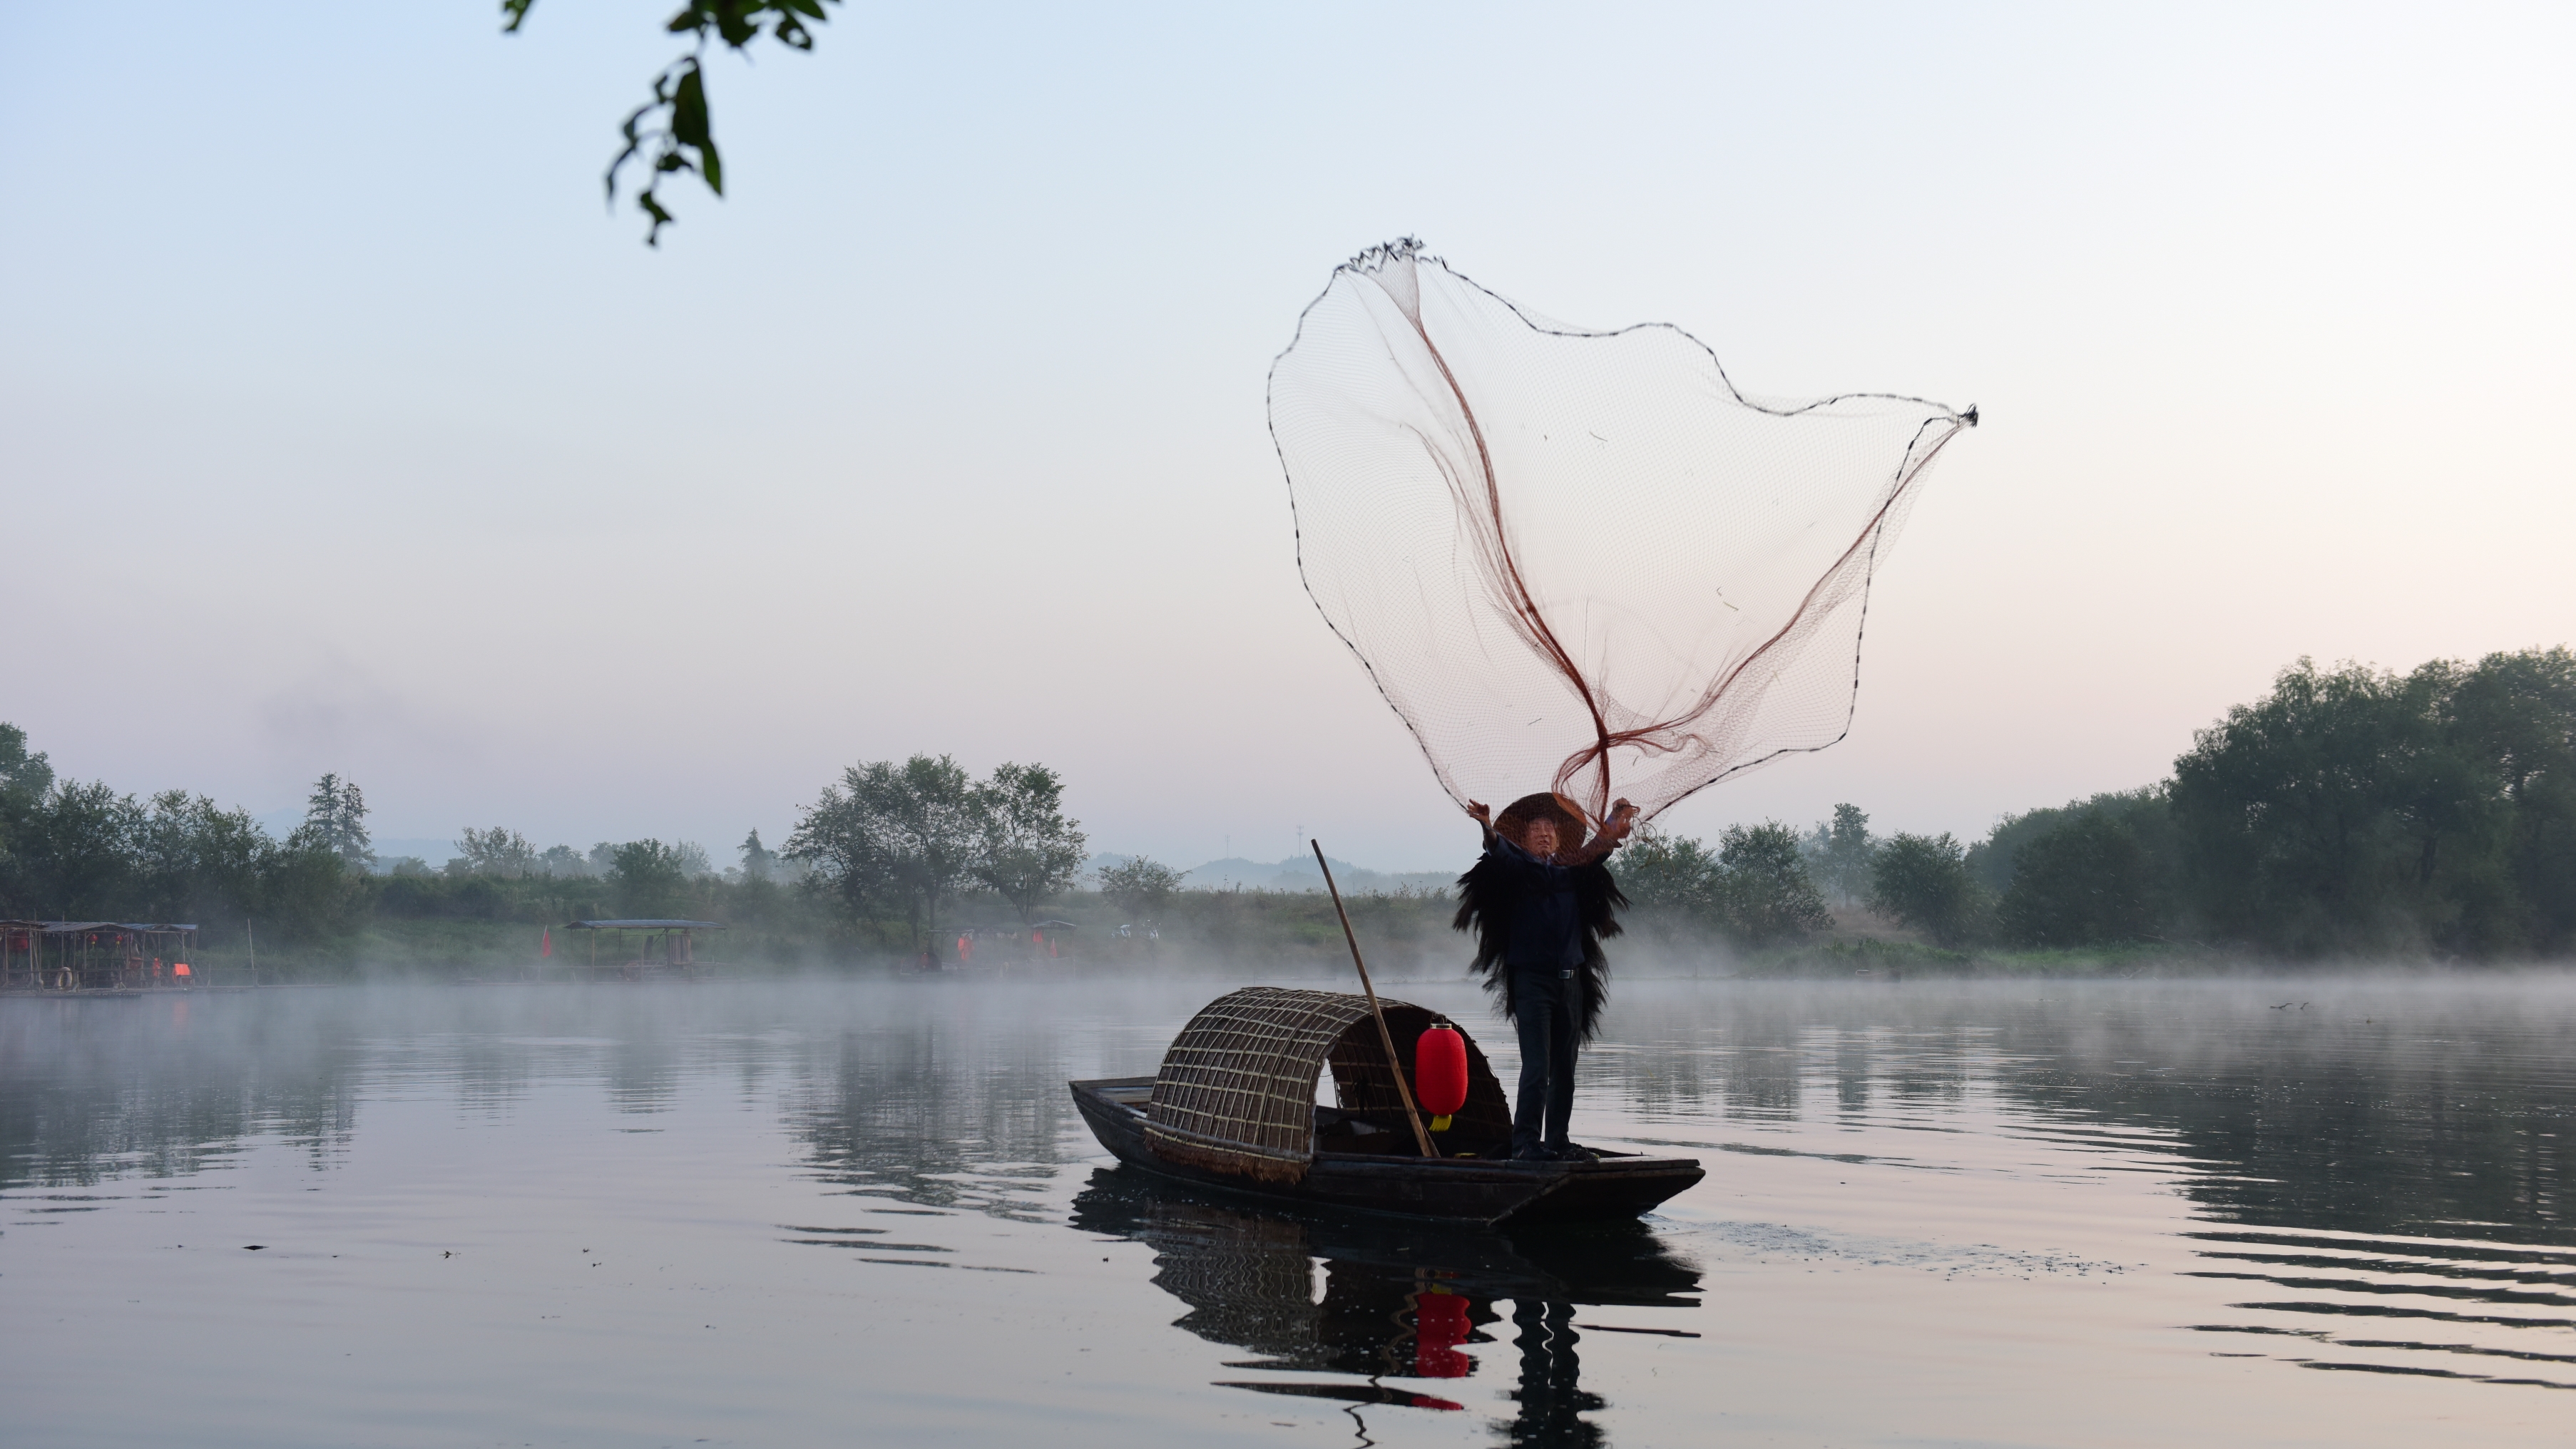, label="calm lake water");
[3,973,2569,1448]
